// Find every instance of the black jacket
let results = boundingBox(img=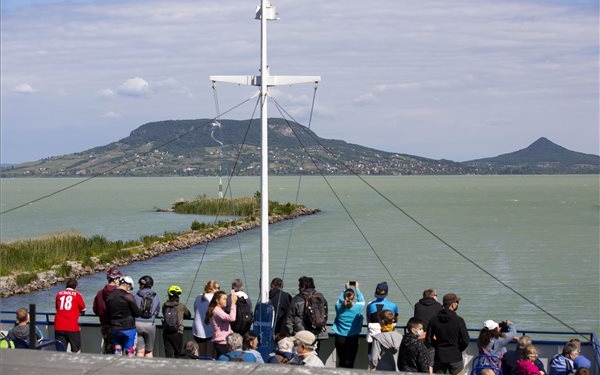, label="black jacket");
[426,308,469,363]
[413,297,442,330]
[399,332,432,373]
[285,288,328,339]
[106,288,141,330]
[269,287,292,334]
